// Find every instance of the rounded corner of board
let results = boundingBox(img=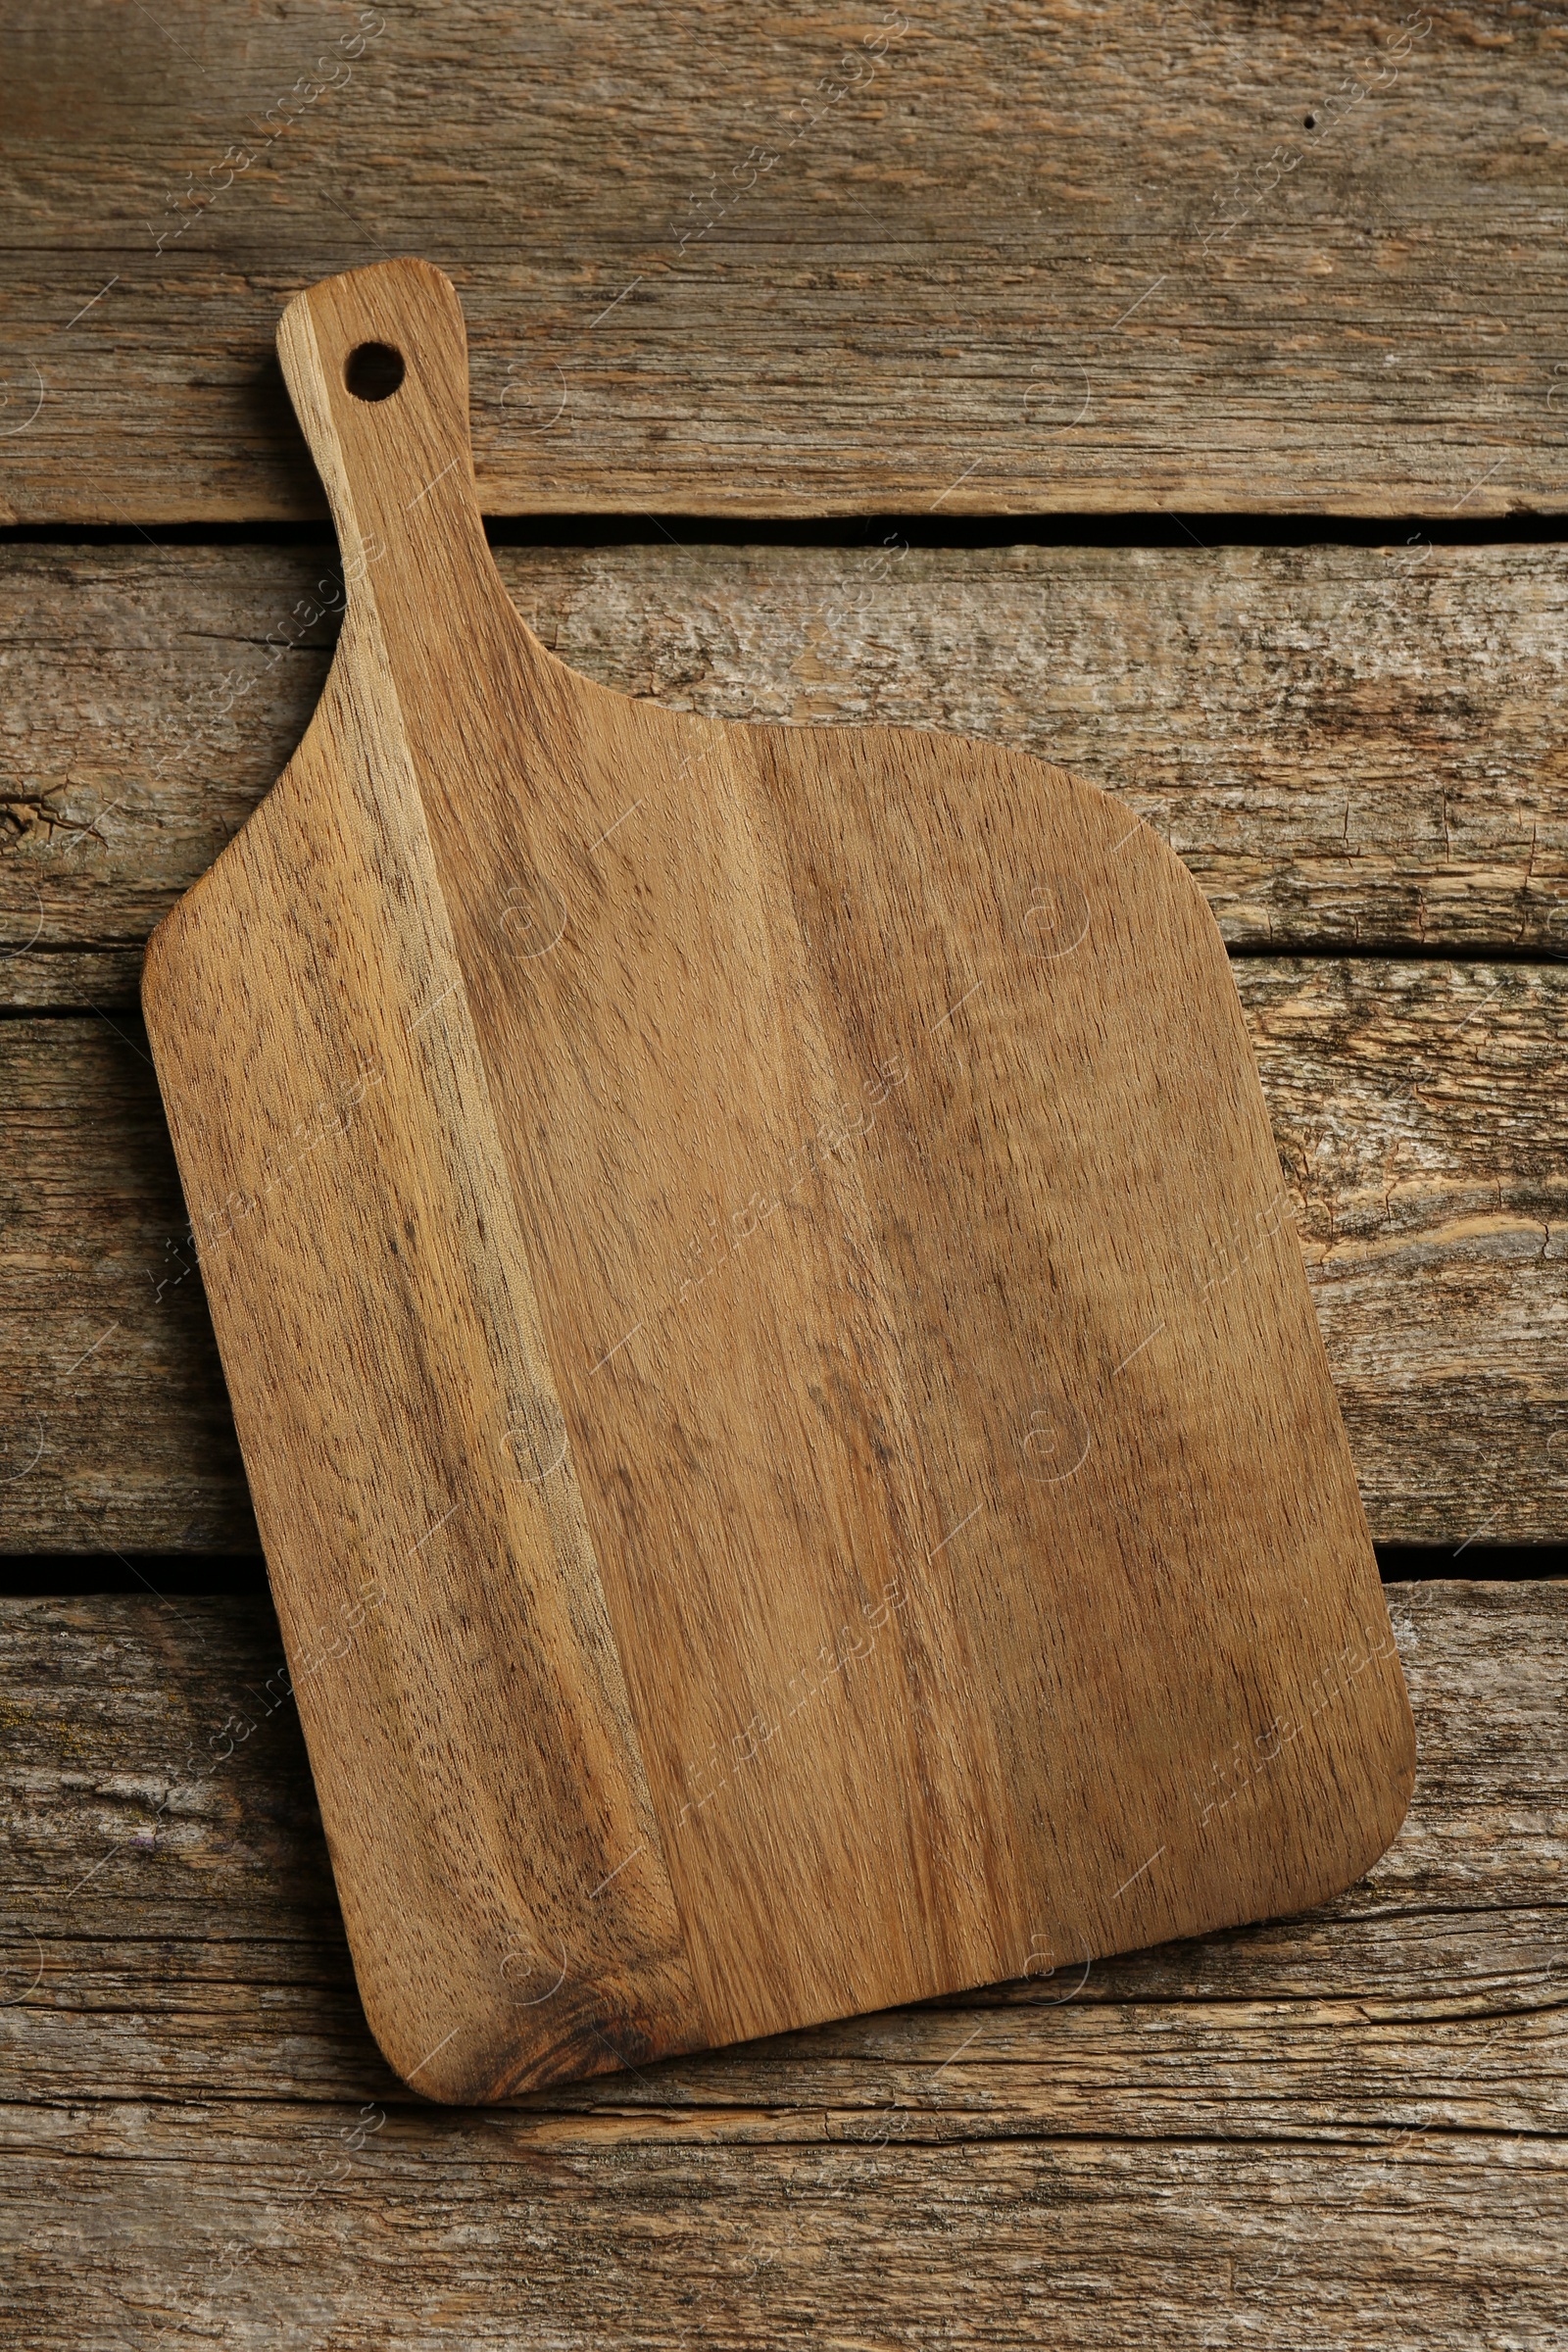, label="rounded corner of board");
[368,2007,617,2109]
[1304,1687,1419,1916]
